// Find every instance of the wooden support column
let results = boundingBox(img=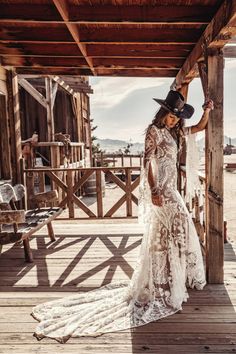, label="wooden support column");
[45,77,55,142]
[6,70,22,184]
[205,49,224,284]
[0,94,11,180]
[177,83,189,194]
